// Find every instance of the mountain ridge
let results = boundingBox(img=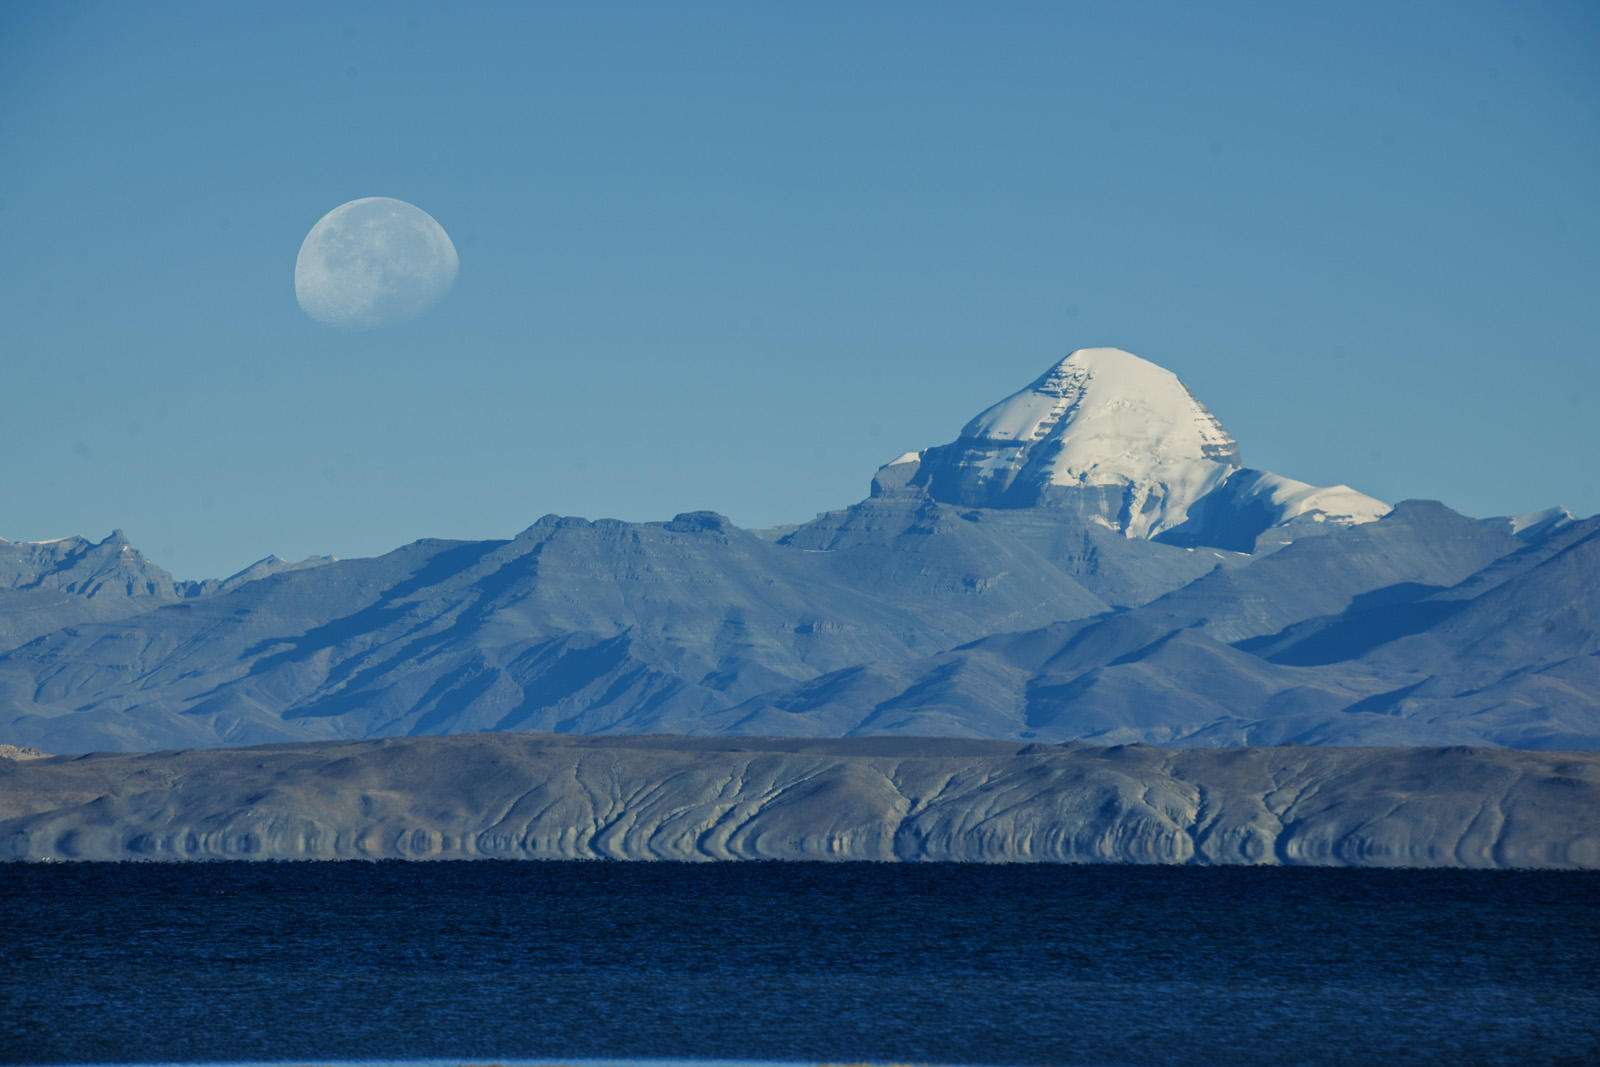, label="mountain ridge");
[1,346,1592,754]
